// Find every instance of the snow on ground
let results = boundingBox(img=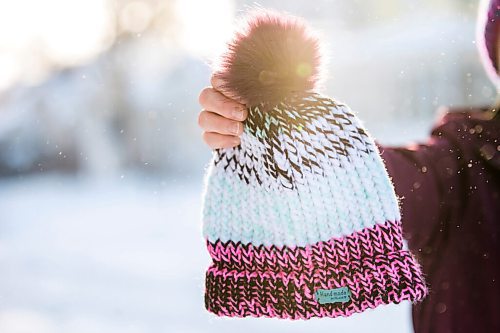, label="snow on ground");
[0,174,414,333]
